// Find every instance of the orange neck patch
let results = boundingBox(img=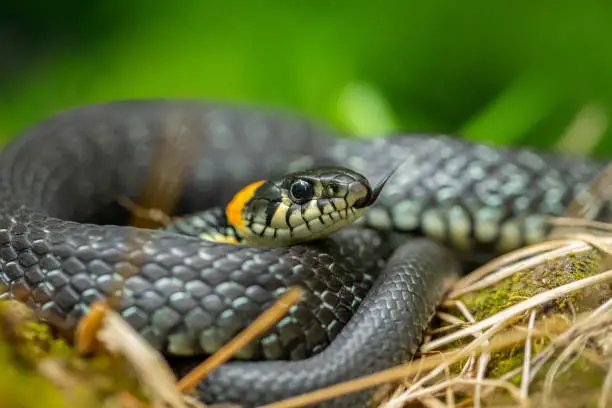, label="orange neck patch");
[226,180,265,235]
